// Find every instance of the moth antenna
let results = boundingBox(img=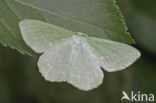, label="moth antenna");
[73,32,88,37]
[82,33,88,37]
